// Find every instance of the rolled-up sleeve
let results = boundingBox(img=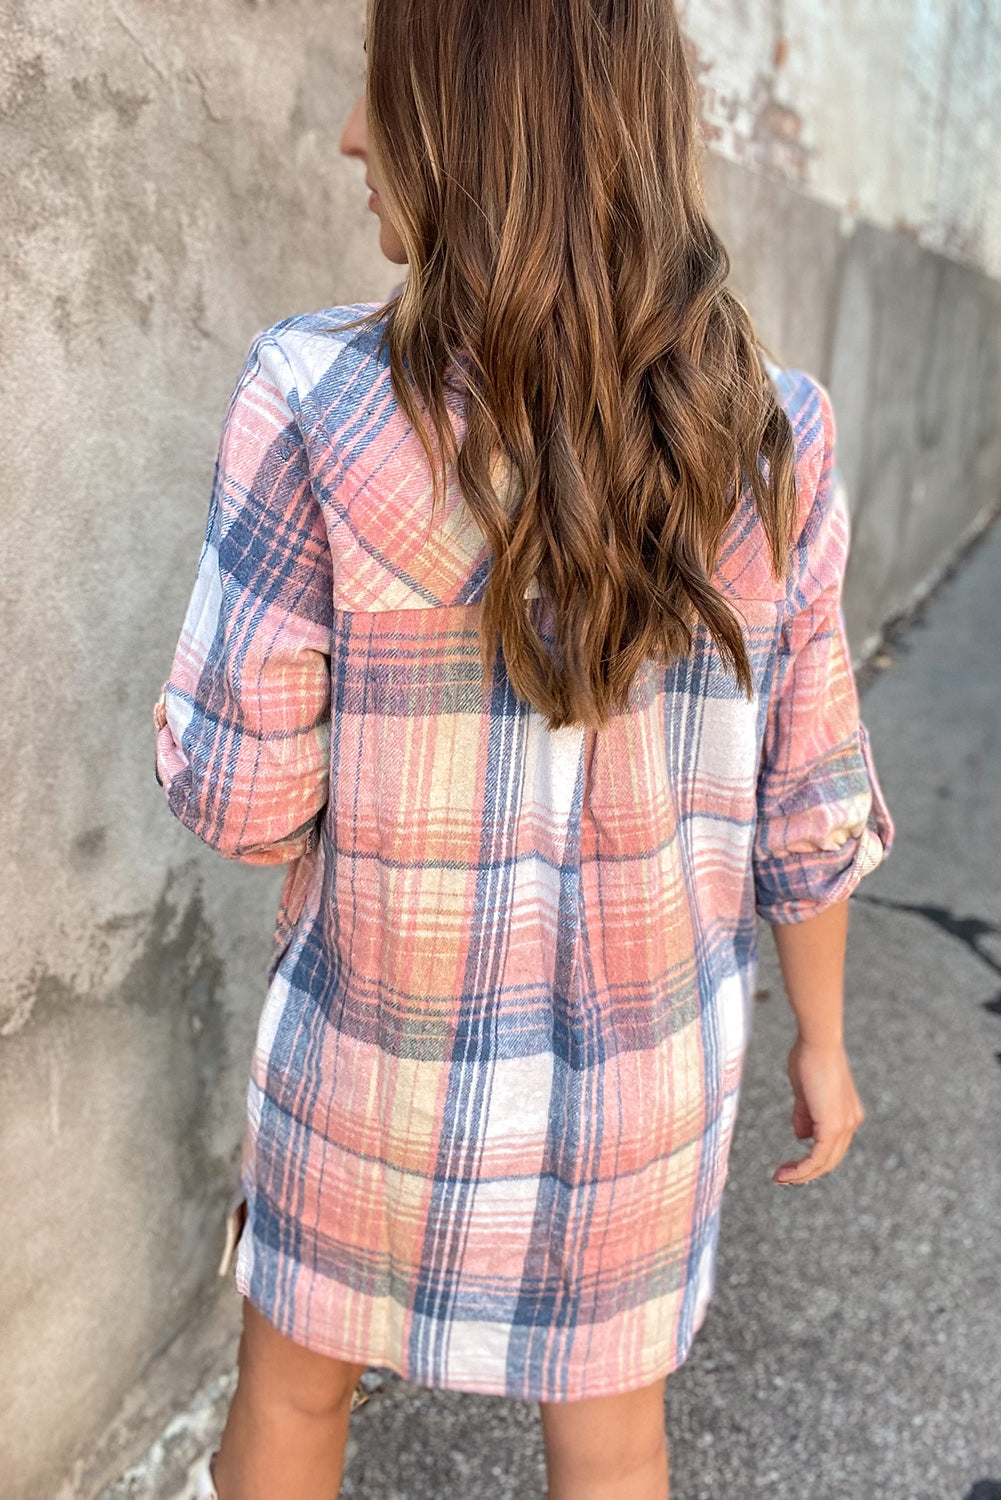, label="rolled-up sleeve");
[753,381,895,924]
[153,331,333,866]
